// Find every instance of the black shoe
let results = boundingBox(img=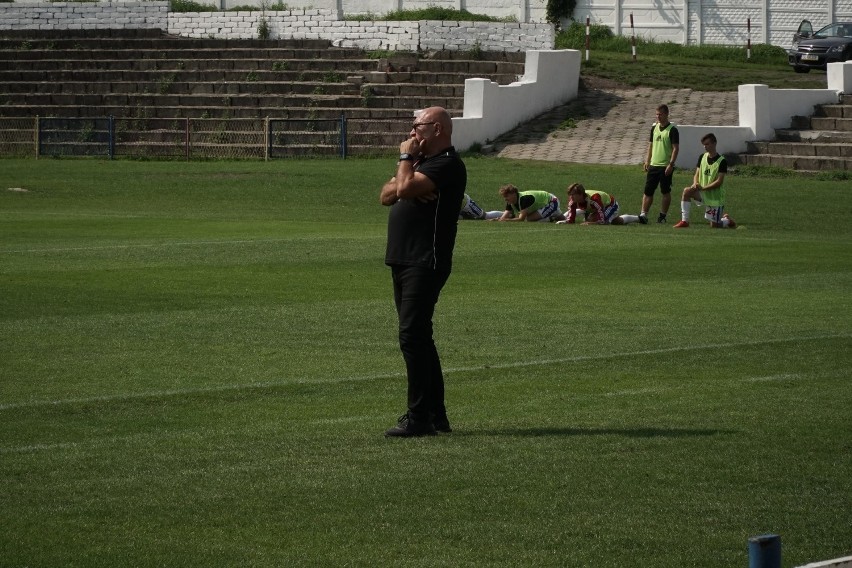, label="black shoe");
[385,413,436,437]
[657,213,667,224]
[432,414,452,433]
[638,214,648,225]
